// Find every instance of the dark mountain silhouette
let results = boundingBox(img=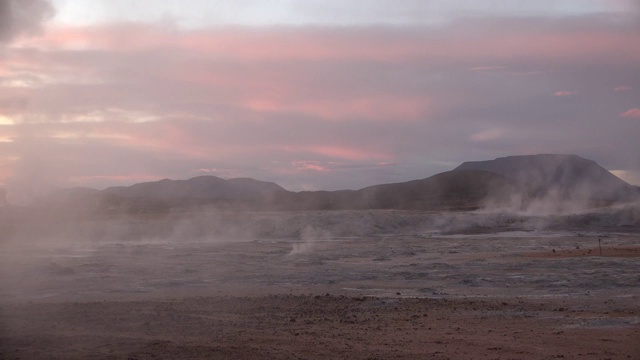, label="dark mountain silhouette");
[454,154,638,204]
[36,177,286,212]
[104,176,286,201]
[263,170,518,211]
[34,154,639,213]
[352,170,518,211]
